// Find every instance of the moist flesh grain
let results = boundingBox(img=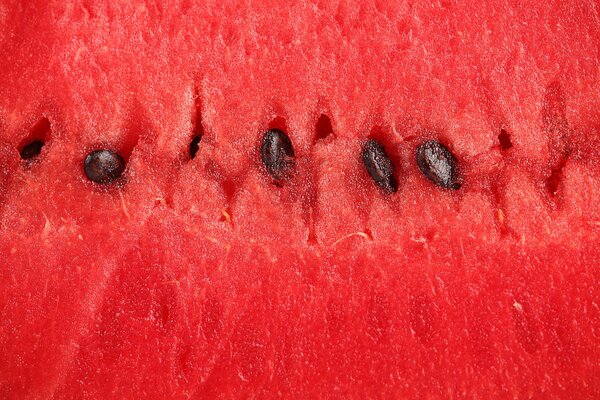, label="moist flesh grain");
[1,0,600,398]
